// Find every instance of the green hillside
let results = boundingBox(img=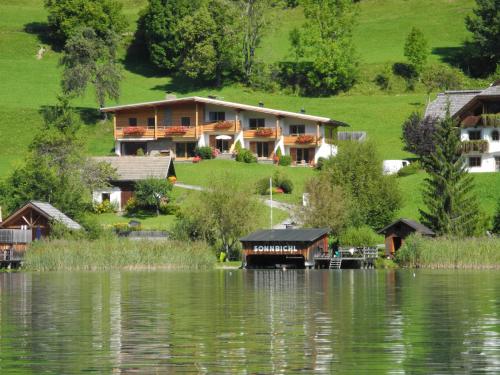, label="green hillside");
[1,0,498,220]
